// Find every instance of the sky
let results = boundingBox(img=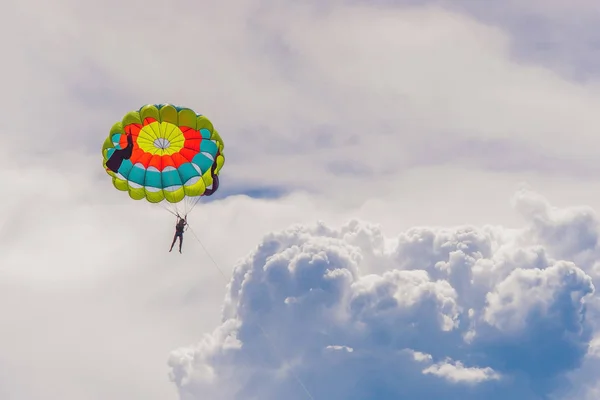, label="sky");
[2,0,600,399]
